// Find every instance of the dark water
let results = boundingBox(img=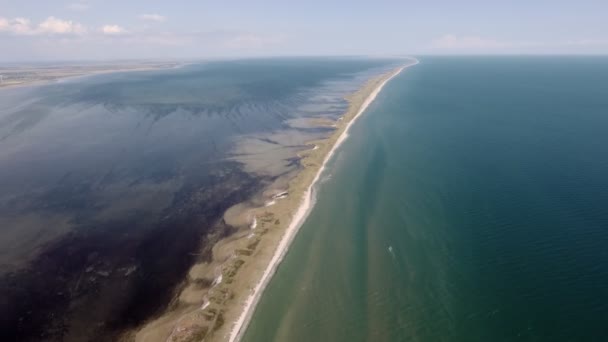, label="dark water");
[0,58,400,341]
[244,57,608,341]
